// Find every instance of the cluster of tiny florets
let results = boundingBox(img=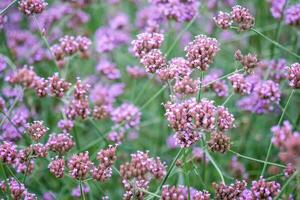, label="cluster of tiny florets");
[228,73,251,95]
[250,177,281,199]
[92,145,117,182]
[18,0,48,16]
[185,35,220,71]
[208,132,231,153]
[213,180,247,200]
[26,121,48,141]
[68,151,92,180]
[235,49,258,73]
[287,63,300,89]
[230,5,255,31]
[48,157,65,178]
[47,133,74,154]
